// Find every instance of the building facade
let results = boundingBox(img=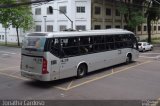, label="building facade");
[32,0,91,32]
[0,24,24,43]
[0,0,160,43]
